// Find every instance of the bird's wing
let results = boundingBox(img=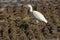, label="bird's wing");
[32,11,47,21]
